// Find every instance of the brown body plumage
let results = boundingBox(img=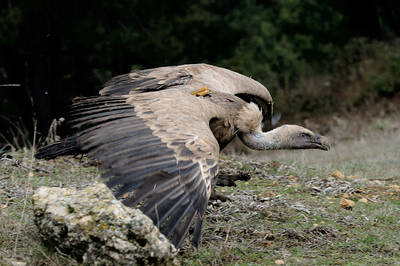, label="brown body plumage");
[36,63,329,248]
